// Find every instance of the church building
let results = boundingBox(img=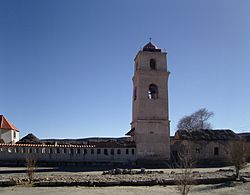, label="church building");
[0,41,248,167]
